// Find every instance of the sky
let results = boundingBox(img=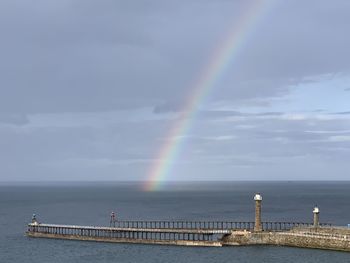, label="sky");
[0,0,350,182]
